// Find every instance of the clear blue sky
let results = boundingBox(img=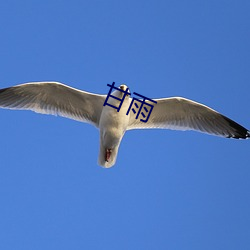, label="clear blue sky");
[0,1,249,249]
